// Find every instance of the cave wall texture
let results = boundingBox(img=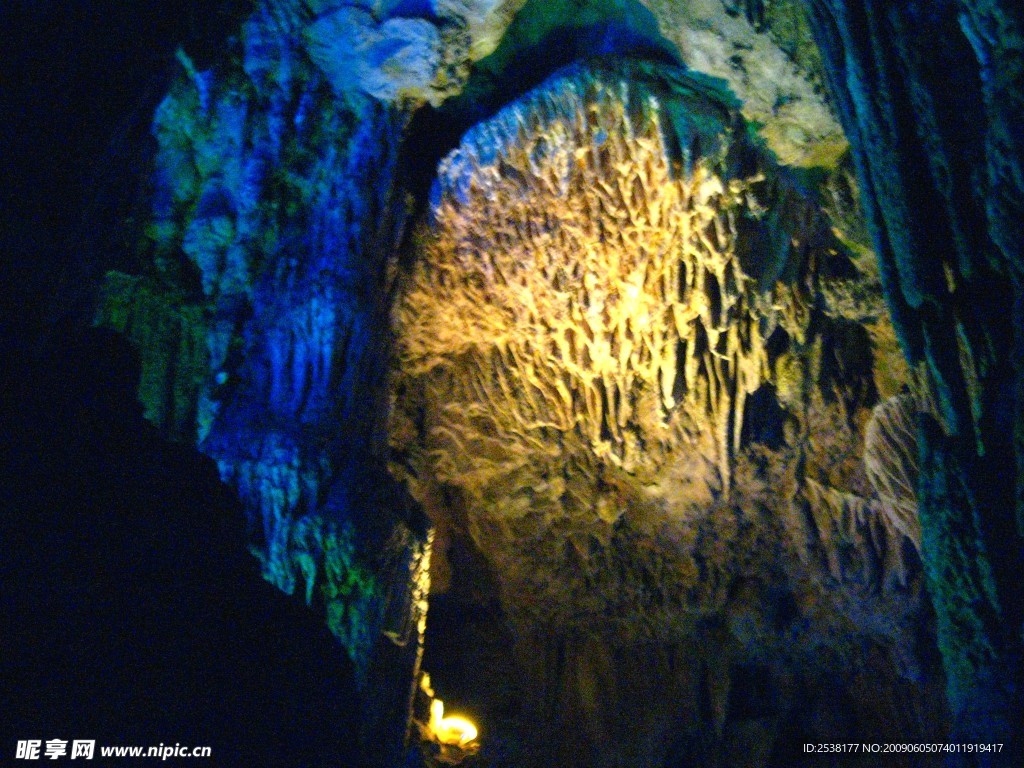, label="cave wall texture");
[392,56,939,767]
[801,0,1024,752]
[79,0,1023,766]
